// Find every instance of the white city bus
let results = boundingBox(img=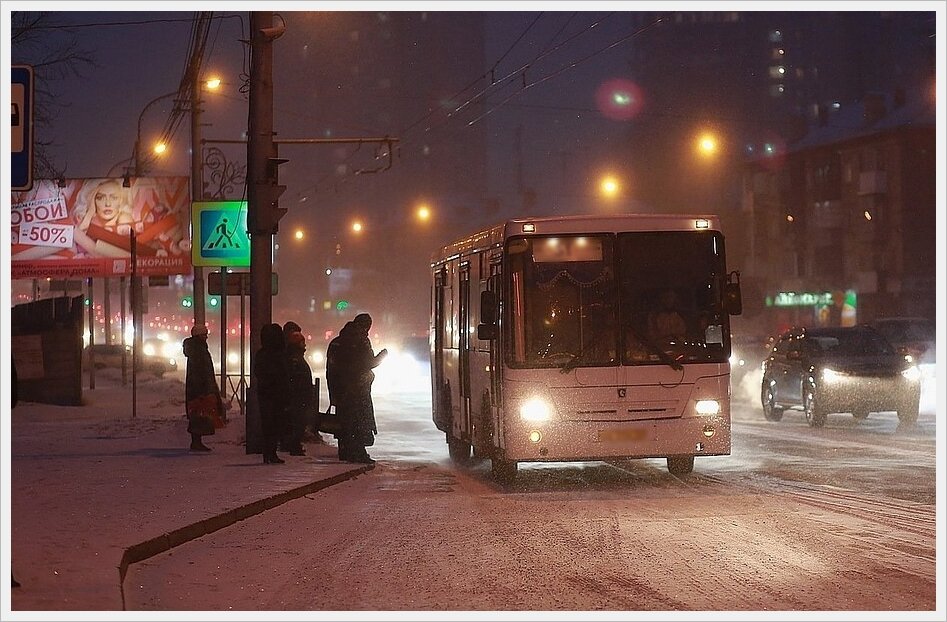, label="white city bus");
[430,214,743,481]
